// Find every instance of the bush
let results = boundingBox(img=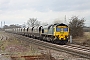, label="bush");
[69,16,85,38]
